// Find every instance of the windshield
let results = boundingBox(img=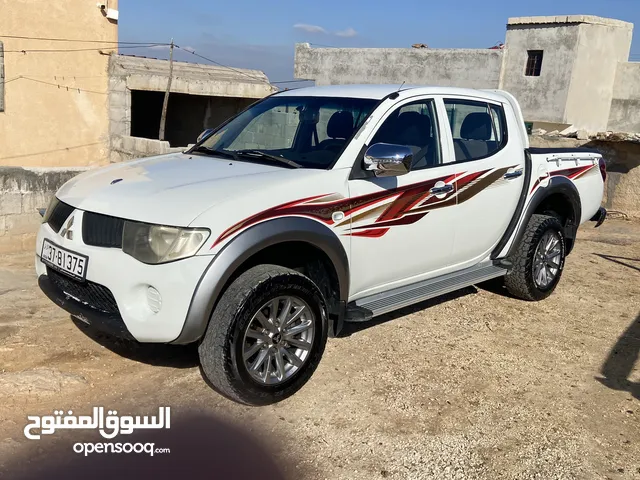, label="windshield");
[197,96,378,169]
